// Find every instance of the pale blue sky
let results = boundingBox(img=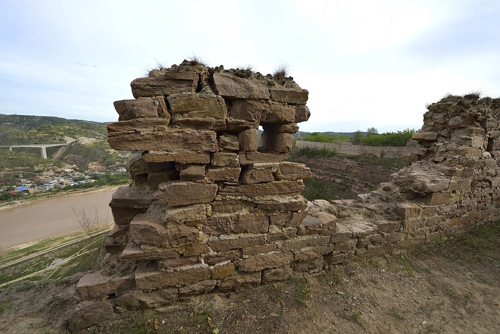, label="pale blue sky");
[1,0,499,132]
